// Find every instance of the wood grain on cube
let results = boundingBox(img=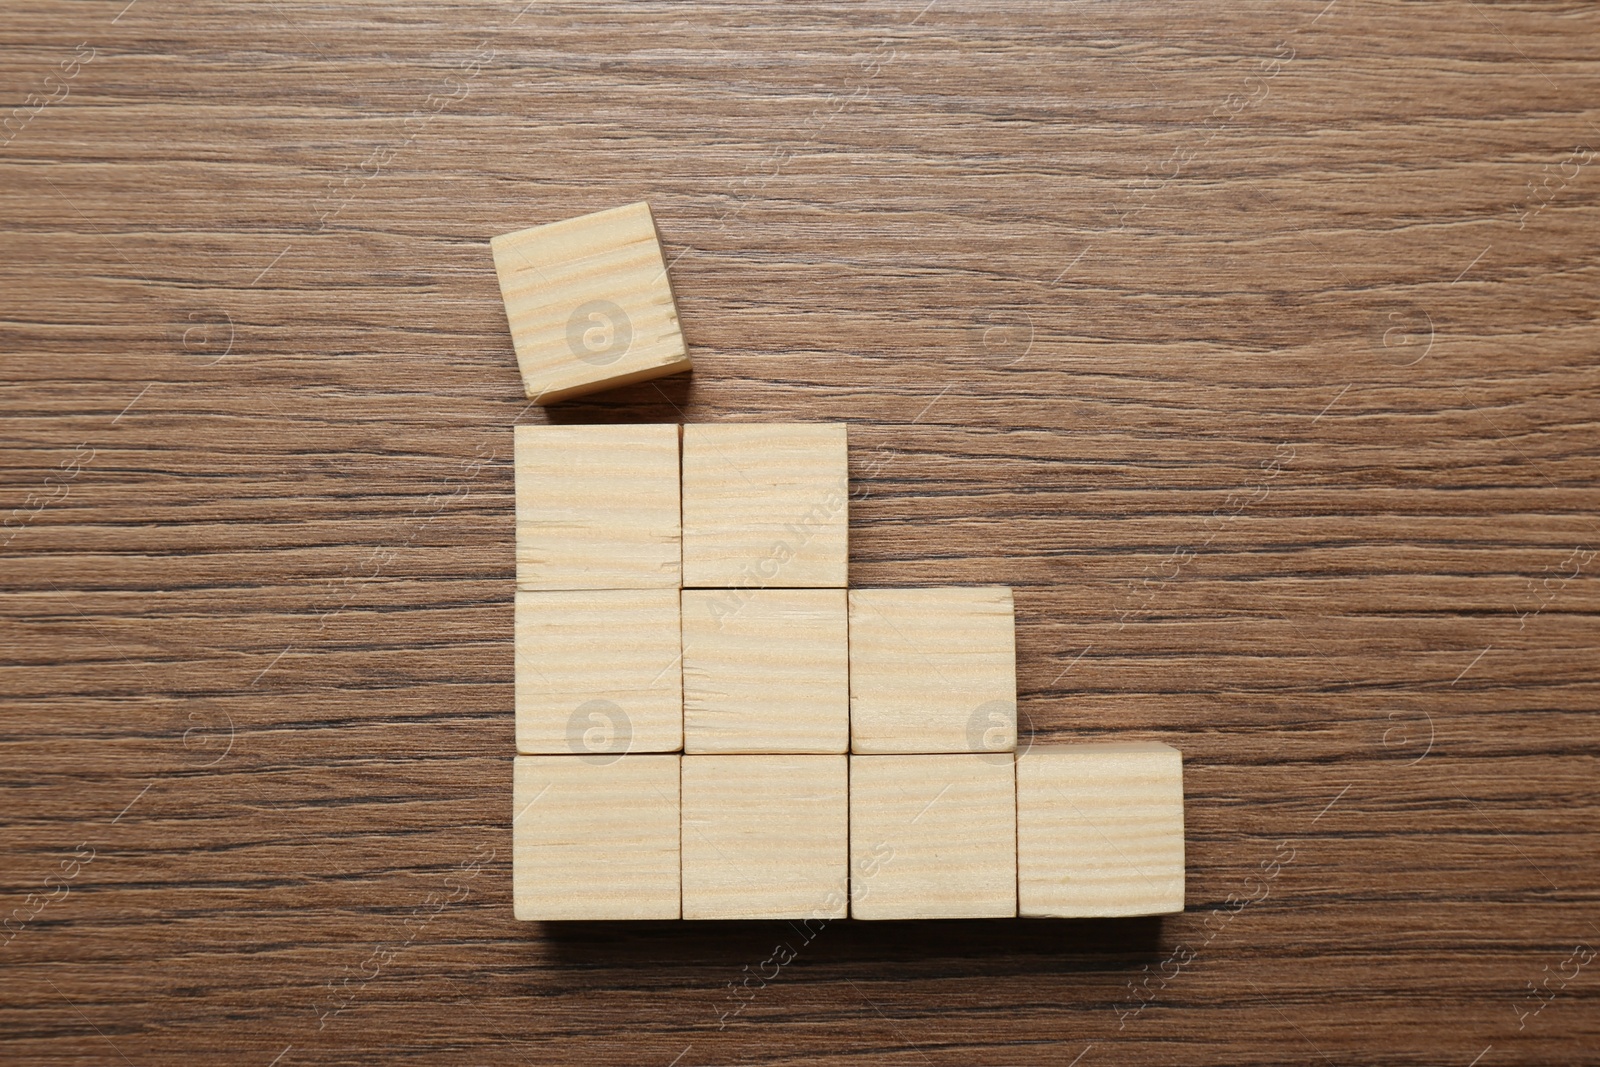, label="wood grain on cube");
[491,202,692,404]
[681,423,848,588]
[848,754,1016,920]
[681,755,848,920]
[514,423,680,589]
[512,754,680,921]
[848,587,1016,754]
[514,589,682,755]
[681,589,847,753]
[1016,742,1185,918]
